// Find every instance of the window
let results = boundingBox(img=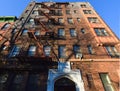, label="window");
[81,4,87,8]
[88,17,99,23]
[11,74,24,91]
[105,46,120,57]
[27,74,40,91]
[1,23,10,30]
[34,31,40,36]
[70,28,77,37]
[0,73,8,84]
[12,29,17,34]
[57,10,62,15]
[94,28,109,36]
[73,45,82,59]
[22,29,28,35]
[28,18,35,25]
[77,18,81,22]
[25,10,29,13]
[83,10,92,14]
[81,28,85,34]
[87,45,93,54]
[58,18,64,24]
[9,45,20,57]
[28,46,36,56]
[58,45,66,58]
[58,28,65,37]
[44,46,51,56]
[33,10,39,15]
[99,73,115,91]
[86,73,93,88]
[66,10,70,14]
[68,18,74,24]
[73,45,81,53]
[74,10,77,13]
[0,73,9,91]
